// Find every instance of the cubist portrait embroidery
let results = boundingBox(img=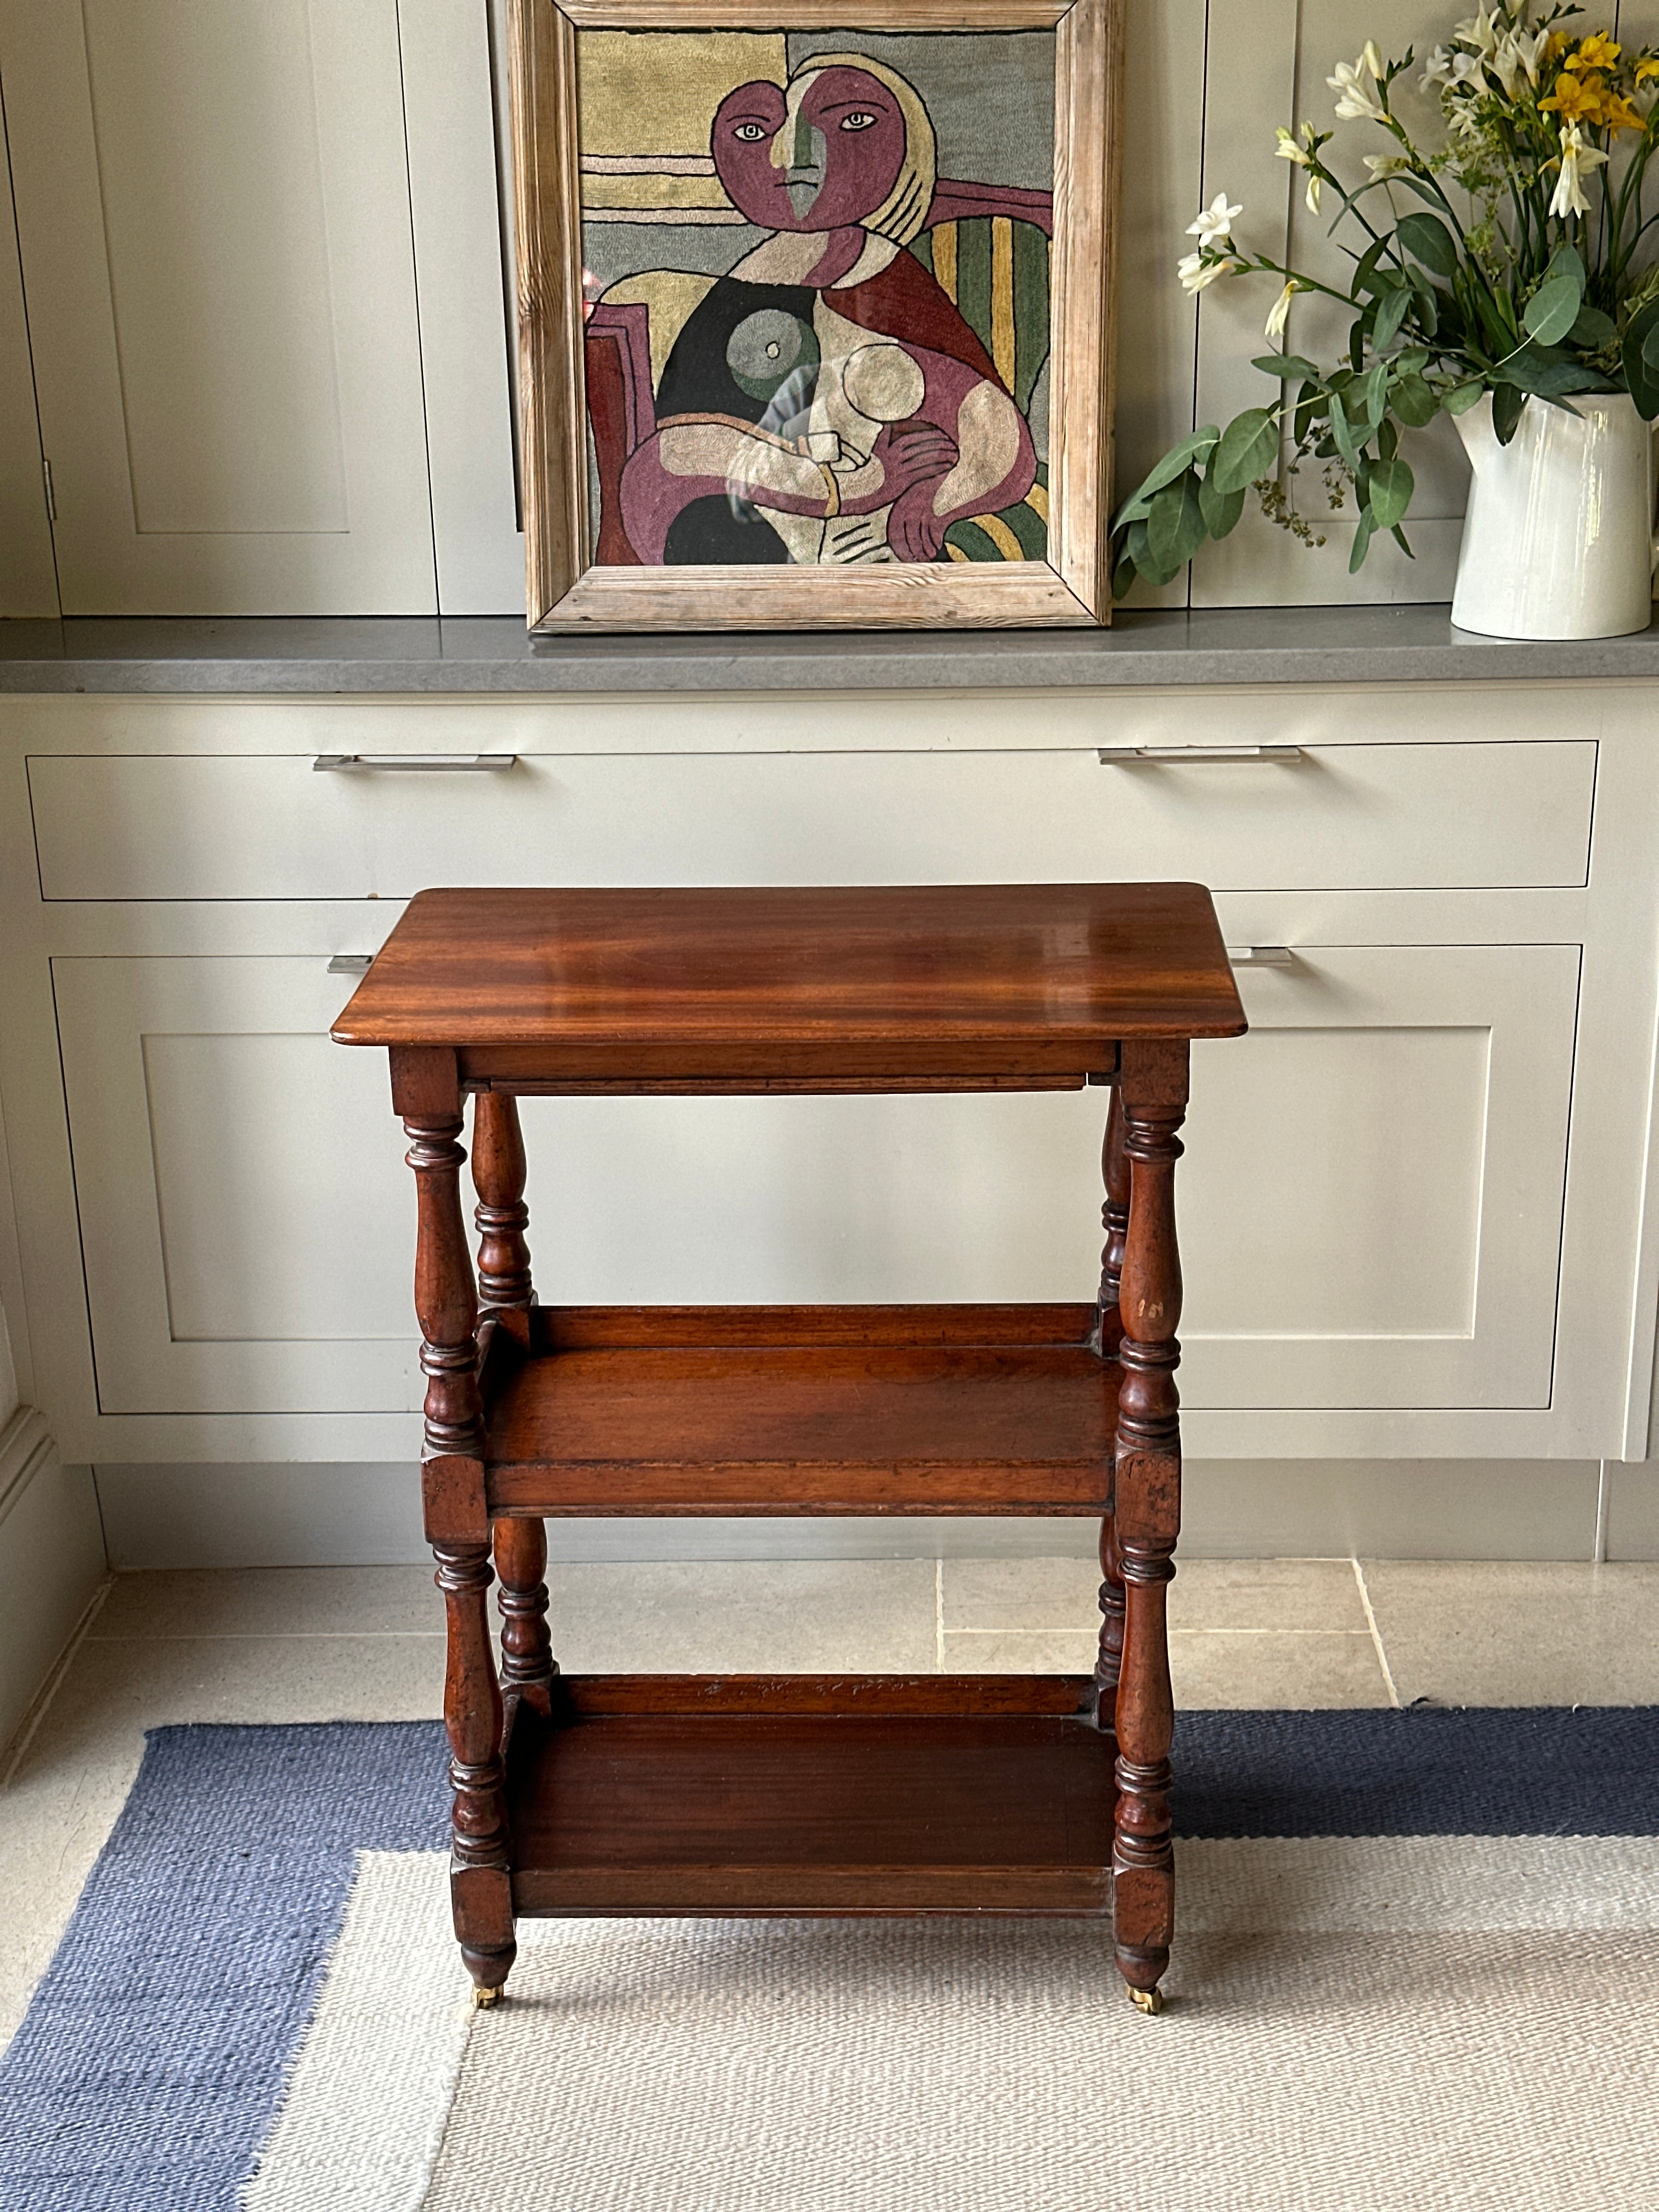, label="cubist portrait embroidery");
[579,29,1055,567]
